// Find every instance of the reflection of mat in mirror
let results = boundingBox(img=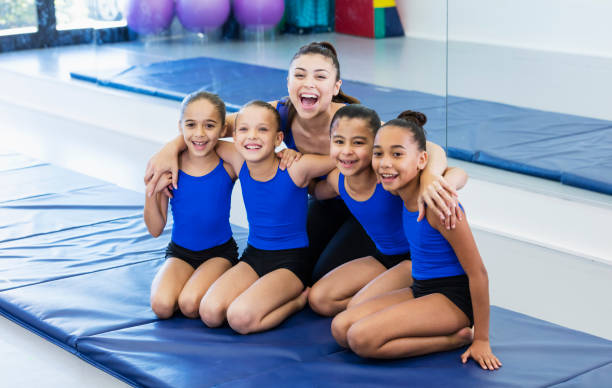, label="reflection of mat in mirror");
[70,56,612,195]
